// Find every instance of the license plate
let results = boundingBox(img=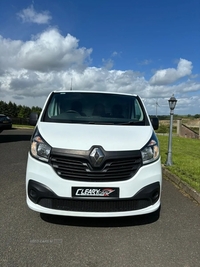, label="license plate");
[3,121,8,123]
[72,187,119,198]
